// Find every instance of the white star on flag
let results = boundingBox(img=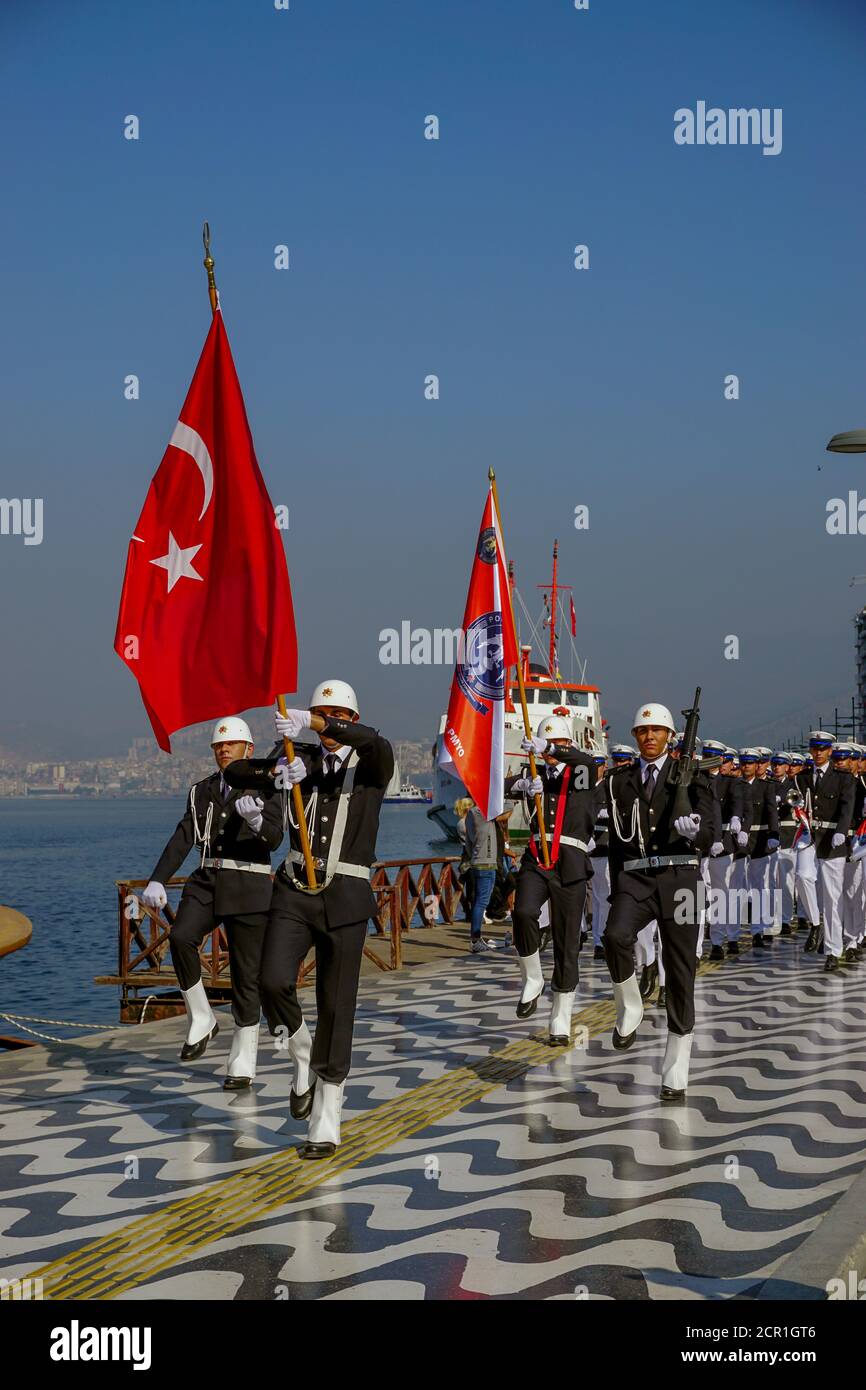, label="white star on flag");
[150,532,204,592]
